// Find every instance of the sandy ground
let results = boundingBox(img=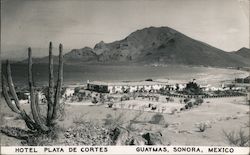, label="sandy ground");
[1,96,249,146]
